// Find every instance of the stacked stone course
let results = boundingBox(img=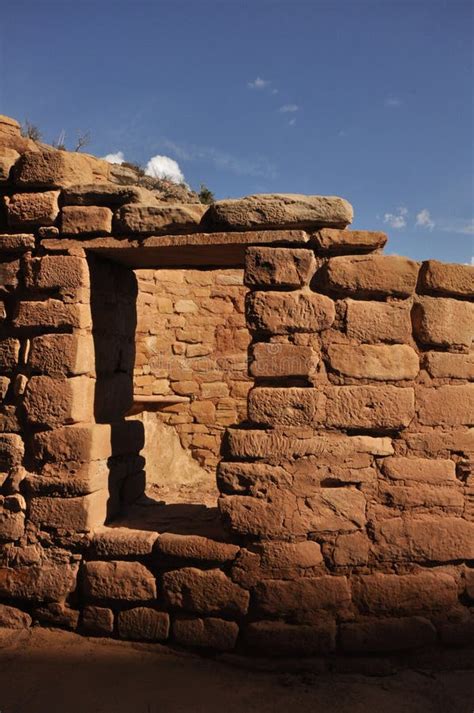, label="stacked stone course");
[0,114,473,664]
